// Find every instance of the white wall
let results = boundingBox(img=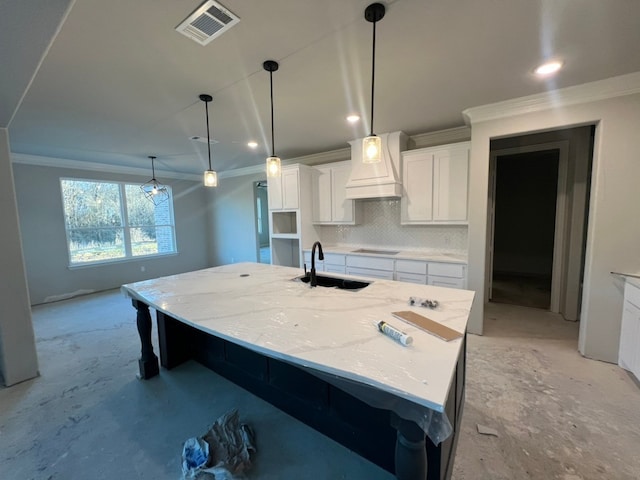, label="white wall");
[13,163,210,305]
[0,130,39,385]
[466,86,640,362]
[208,173,266,266]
